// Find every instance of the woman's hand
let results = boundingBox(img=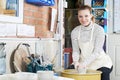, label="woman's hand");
[78,62,86,69]
[74,62,86,73]
[74,61,80,70]
[74,62,86,69]
[78,62,86,73]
